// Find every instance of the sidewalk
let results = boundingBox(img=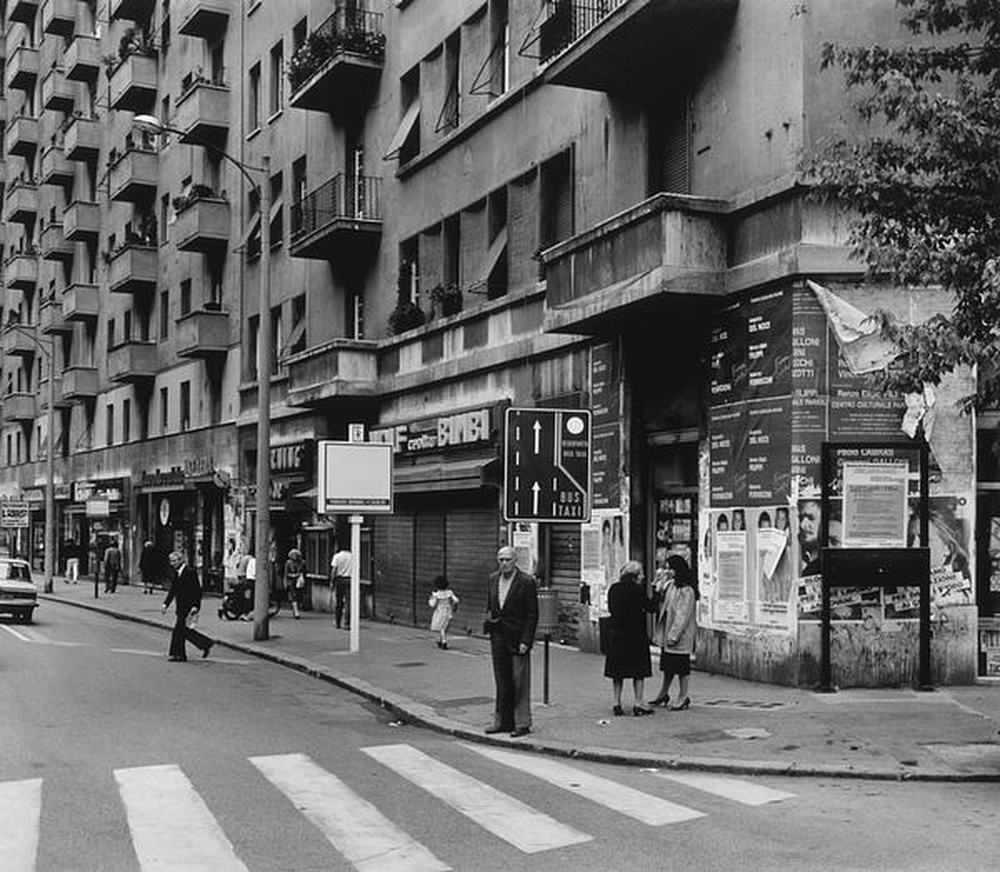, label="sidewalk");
[39,581,1000,782]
